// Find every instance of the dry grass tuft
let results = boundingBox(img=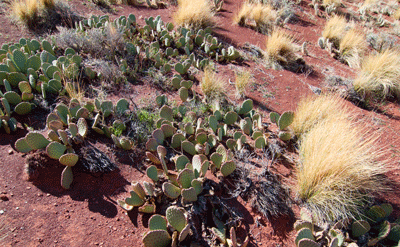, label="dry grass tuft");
[234,70,252,99]
[234,3,277,34]
[11,0,40,28]
[265,29,296,64]
[354,49,400,98]
[339,28,366,68]
[200,67,226,101]
[322,15,348,46]
[39,0,55,8]
[394,8,400,20]
[322,0,341,5]
[292,94,351,136]
[173,0,214,30]
[297,118,388,223]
